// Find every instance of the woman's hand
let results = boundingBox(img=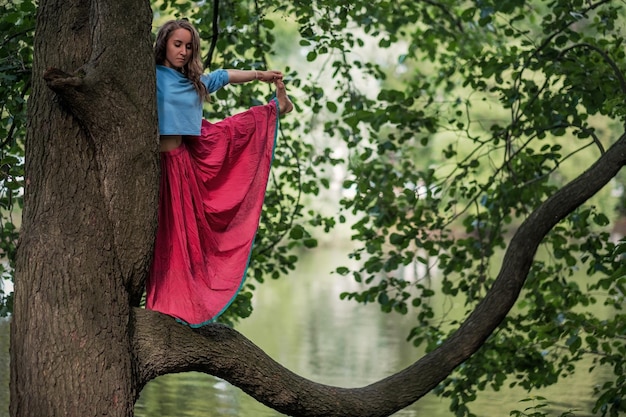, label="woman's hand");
[256,70,283,83]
